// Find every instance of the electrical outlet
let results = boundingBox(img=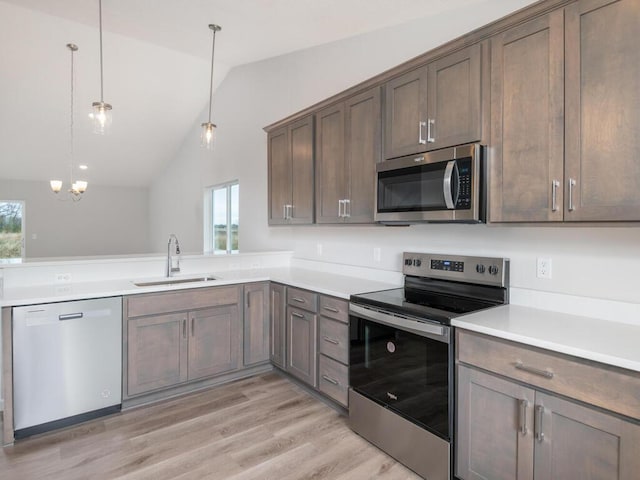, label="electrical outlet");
[373,247,381,263]
[536,258,552,279]
[55,273,72,283]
